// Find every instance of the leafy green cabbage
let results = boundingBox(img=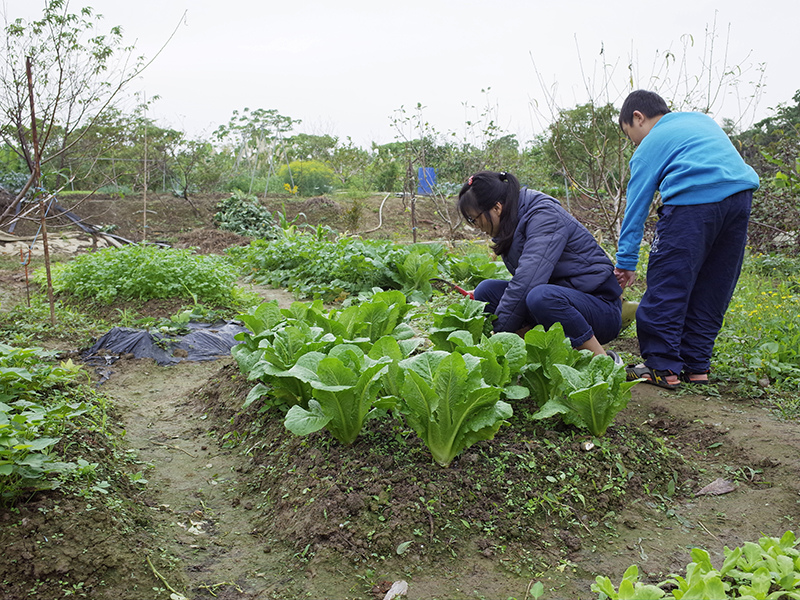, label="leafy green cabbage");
[398,351,512,467]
